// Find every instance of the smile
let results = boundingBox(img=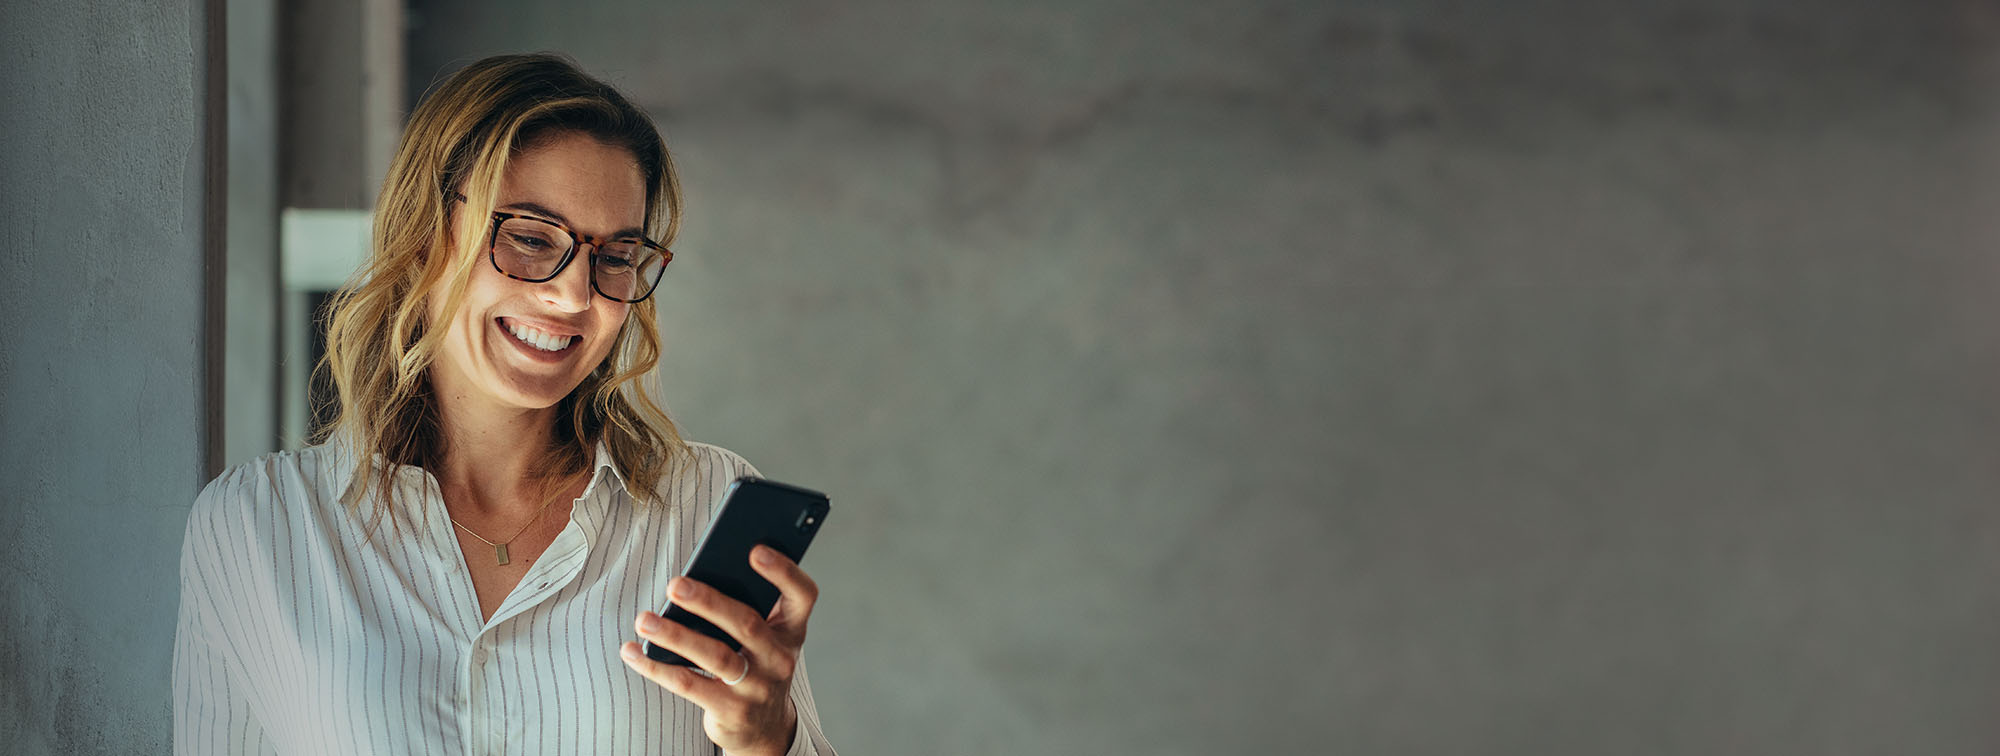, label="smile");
[499,318,579,354]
